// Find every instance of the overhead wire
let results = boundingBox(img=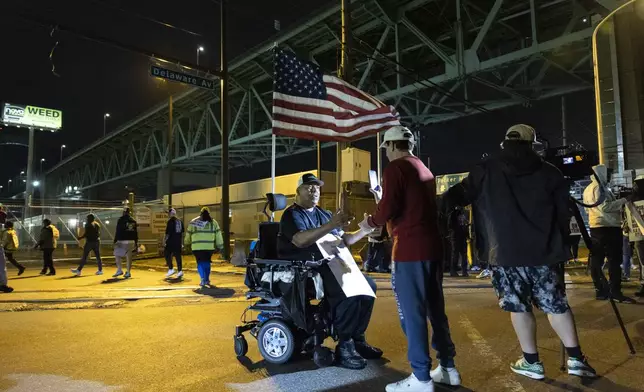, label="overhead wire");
[349,39,493,116]
[87,0,204,37]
